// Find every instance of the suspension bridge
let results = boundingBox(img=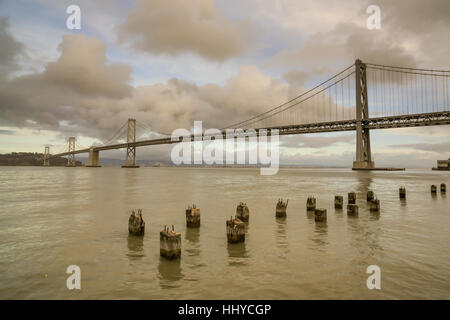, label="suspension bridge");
[44,59,450,169]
